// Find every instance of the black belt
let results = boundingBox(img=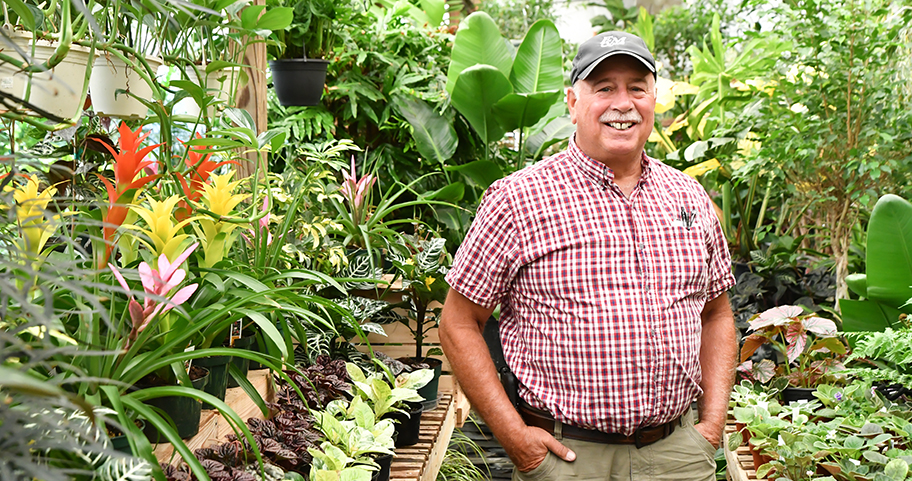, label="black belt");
[518,404,684,448]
